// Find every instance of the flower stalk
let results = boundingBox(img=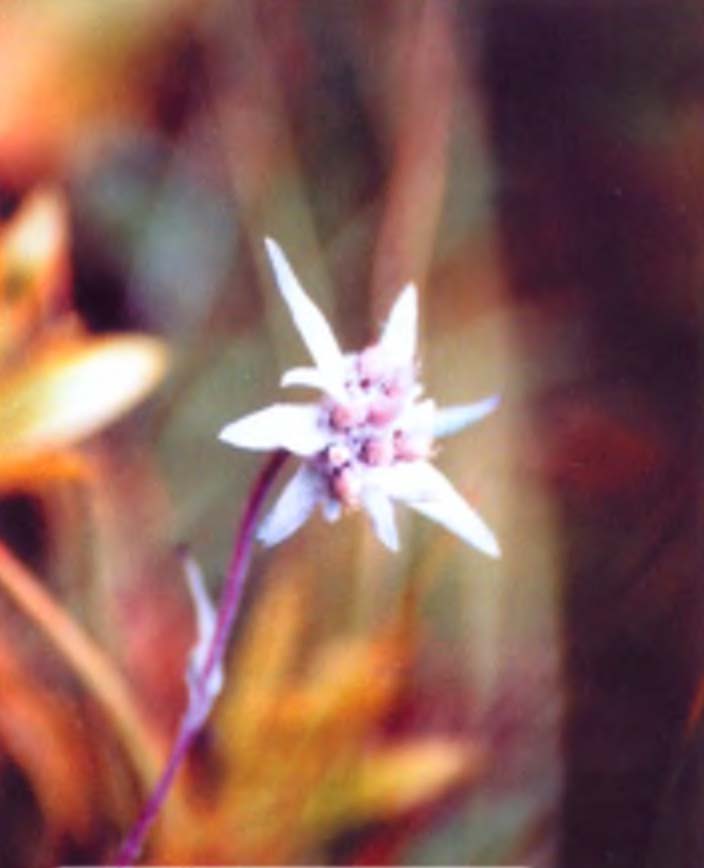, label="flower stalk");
[115,449,288,865]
